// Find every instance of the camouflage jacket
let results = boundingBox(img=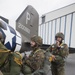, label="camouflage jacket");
[47,43,69,64]
[26,47,45,71]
